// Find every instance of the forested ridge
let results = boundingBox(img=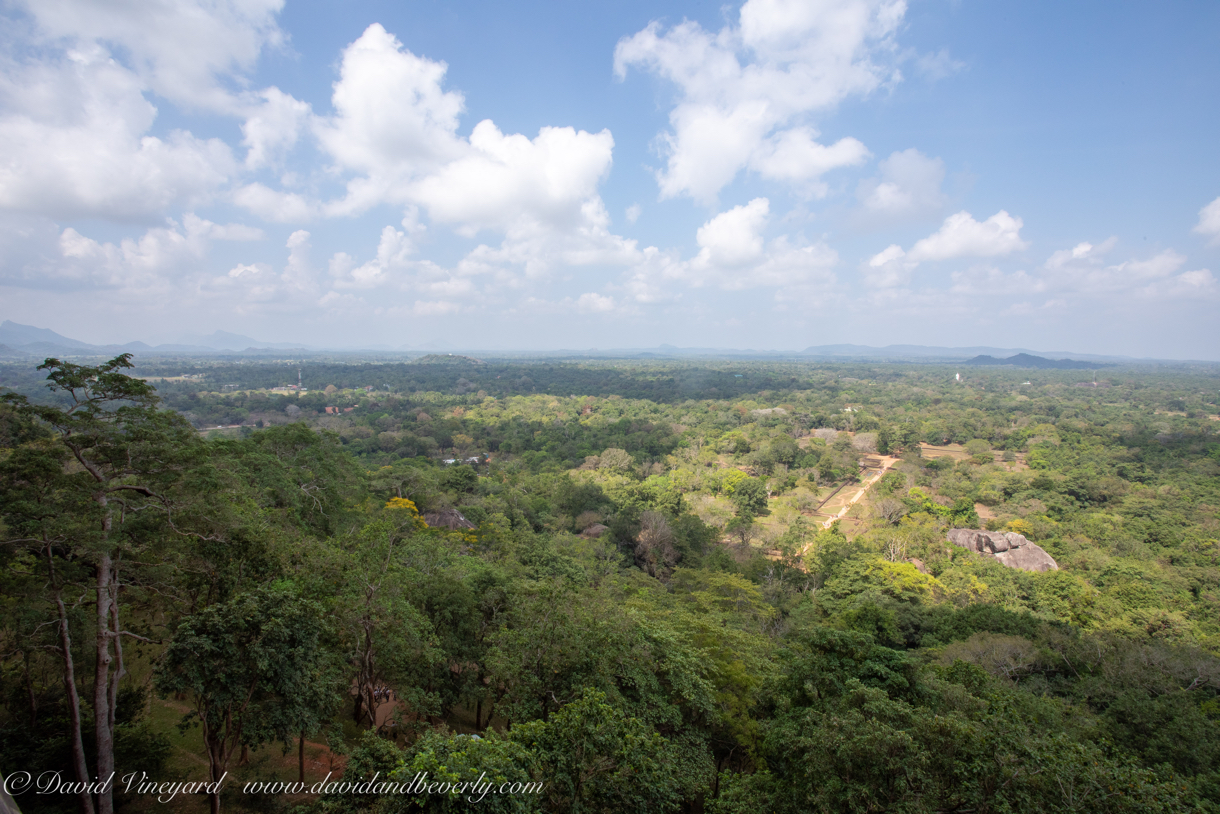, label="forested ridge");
[2,354,1219,813]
